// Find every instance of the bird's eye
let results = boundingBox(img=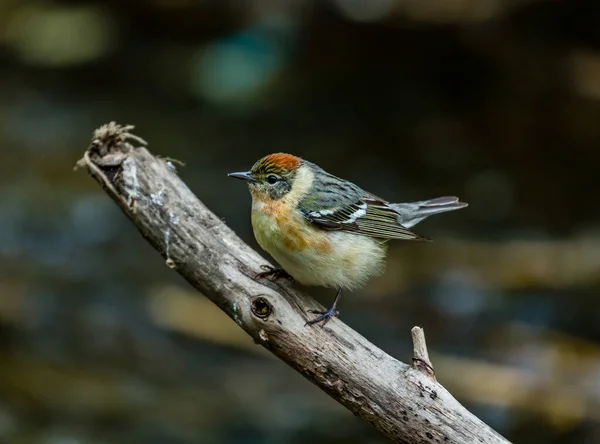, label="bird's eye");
[266,175,279,184]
